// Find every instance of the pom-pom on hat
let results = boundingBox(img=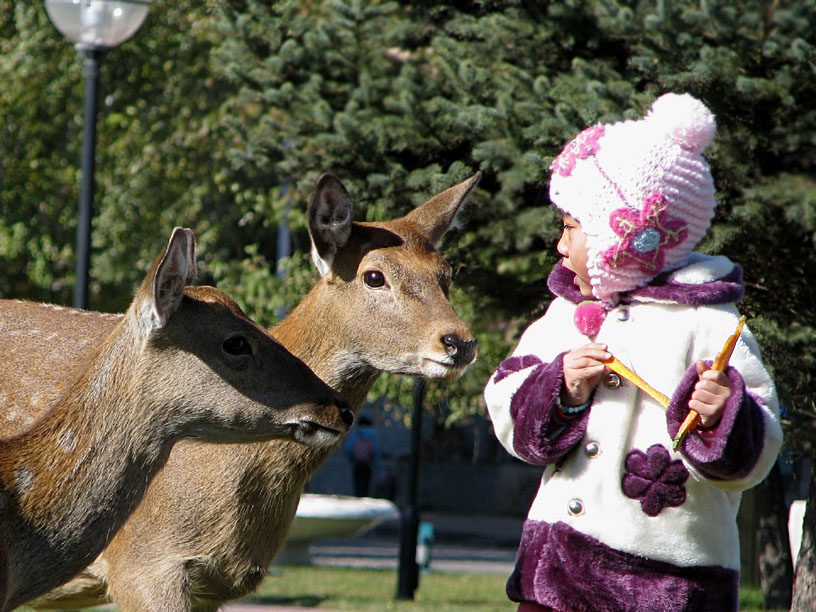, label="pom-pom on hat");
[549,93,717,304]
